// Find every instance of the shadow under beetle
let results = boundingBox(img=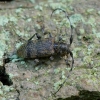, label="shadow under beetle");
[17,8,74,72]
